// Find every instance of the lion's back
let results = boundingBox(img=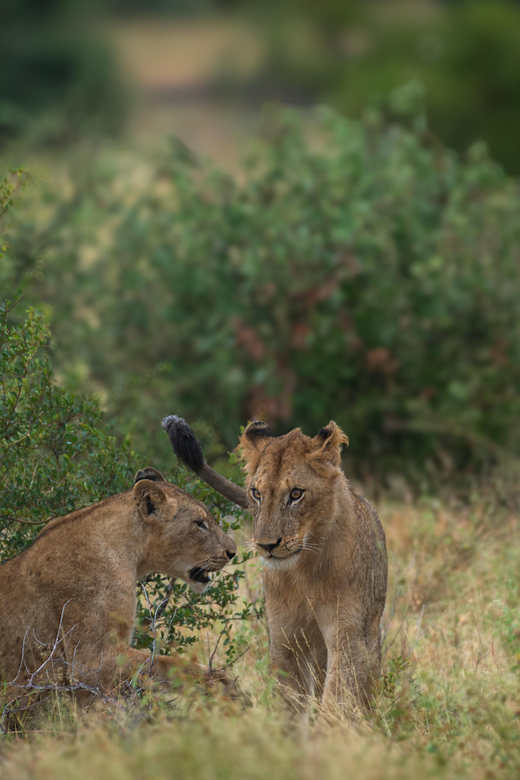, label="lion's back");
[351,493,388,627]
